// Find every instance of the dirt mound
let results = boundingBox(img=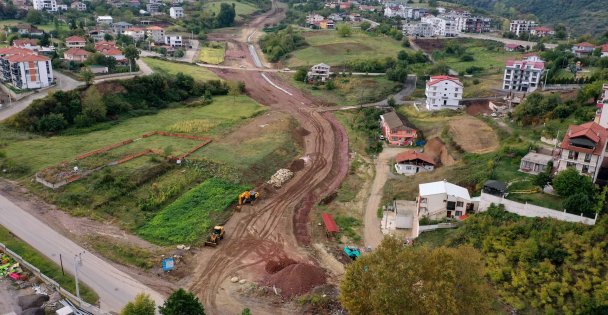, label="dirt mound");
[289,159,305,172]
[463,100,492,115]
[265,263,327,297]
[424,137,455,166]
[265,257,297,274]
[449,117,499,154]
